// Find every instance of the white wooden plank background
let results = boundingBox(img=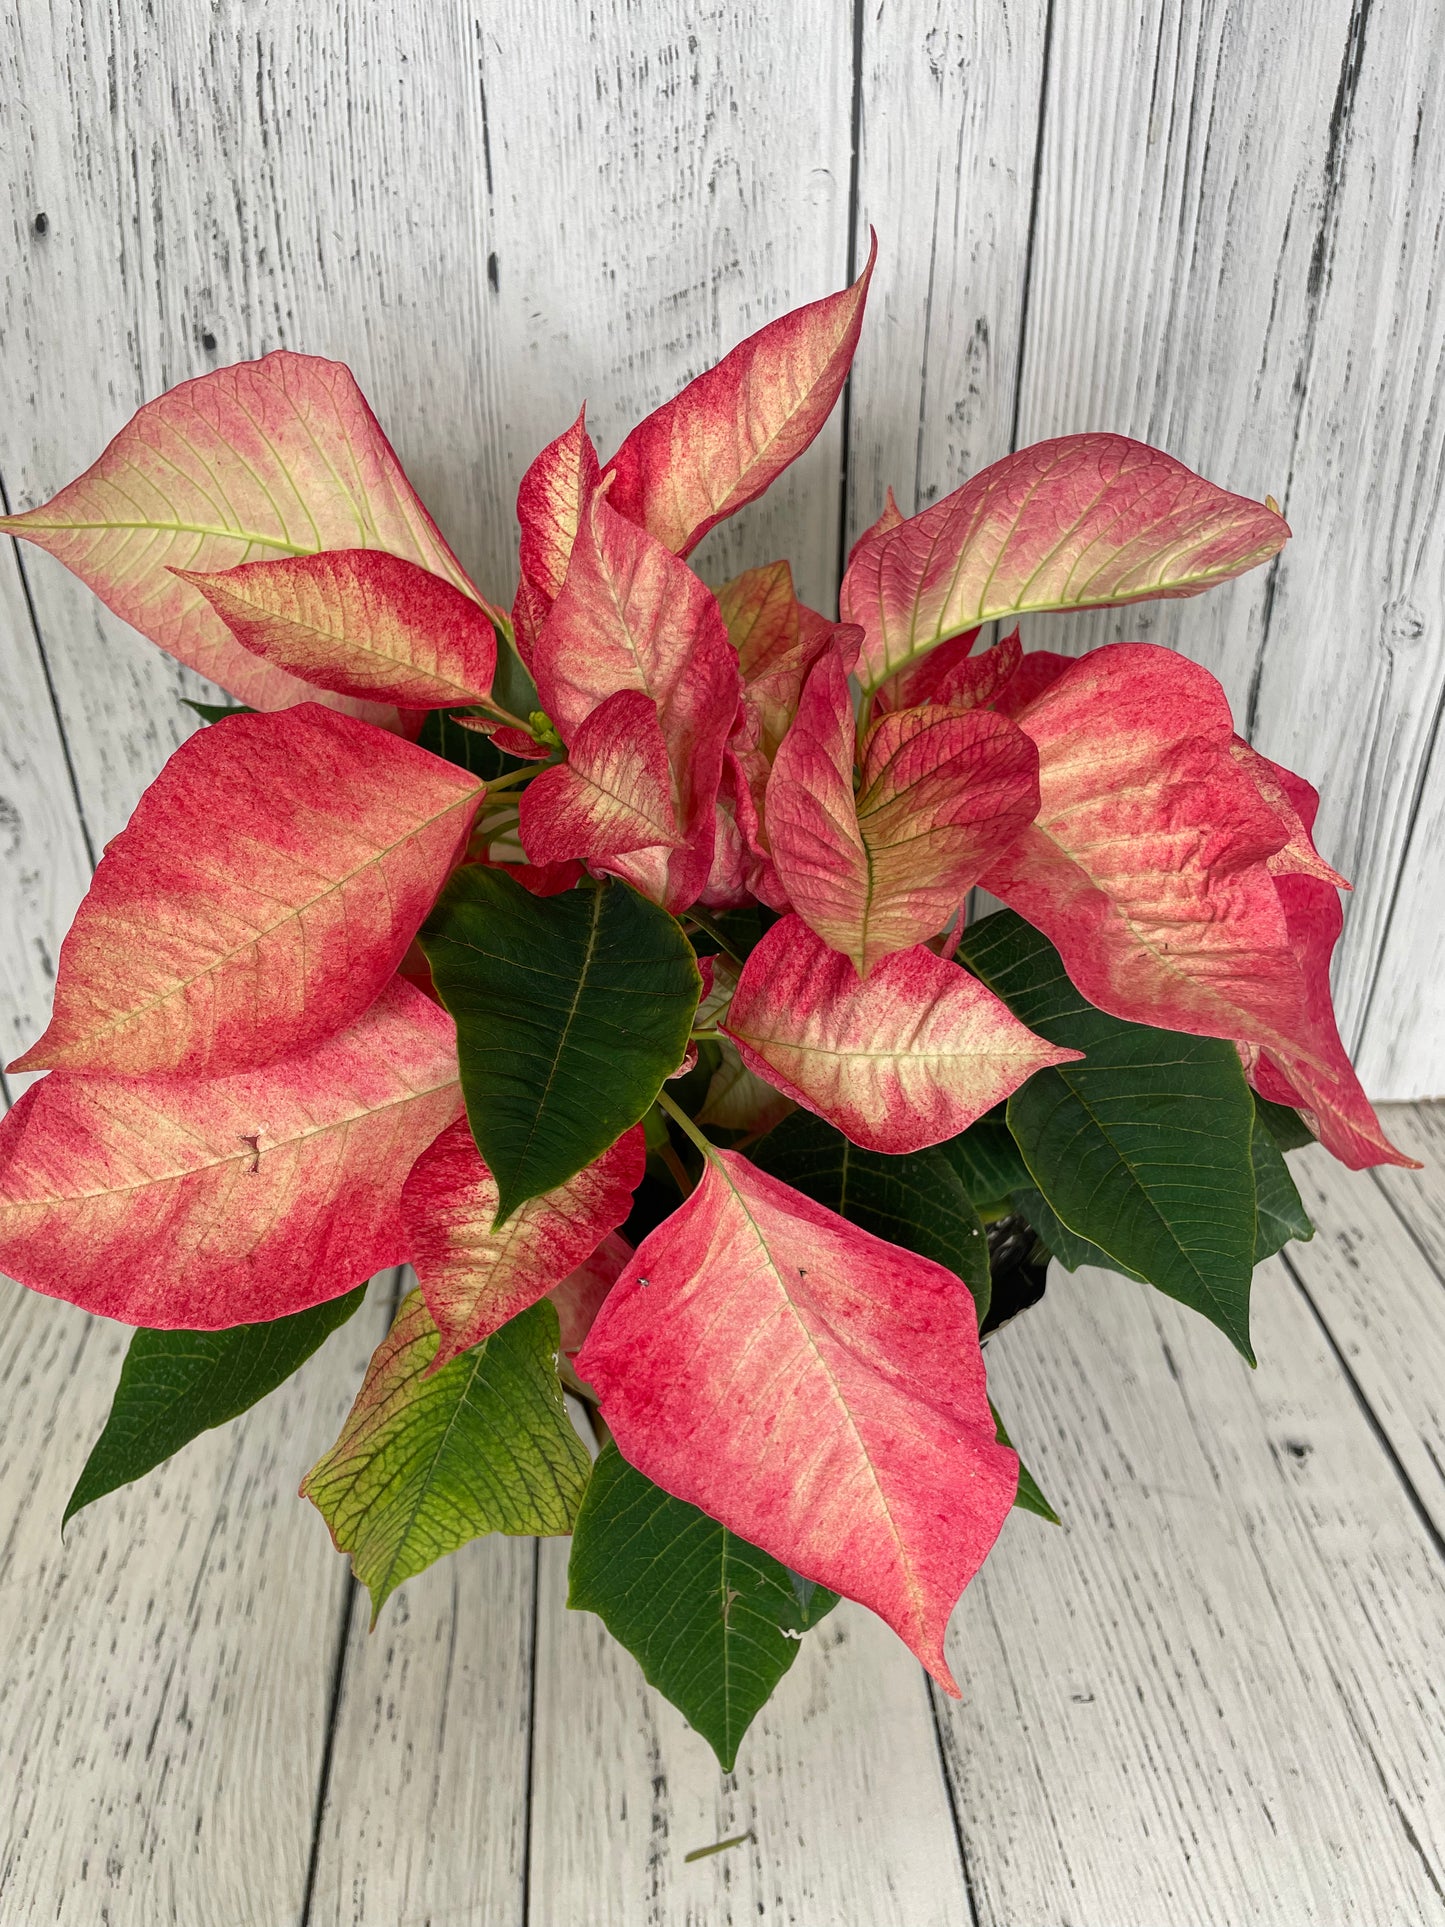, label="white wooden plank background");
[3,4,1445,1923]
